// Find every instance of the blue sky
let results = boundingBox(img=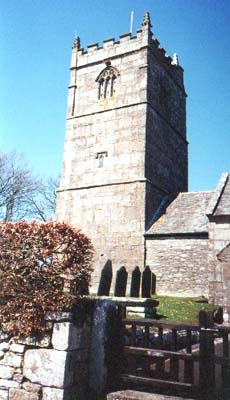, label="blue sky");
[0,0,229,191]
